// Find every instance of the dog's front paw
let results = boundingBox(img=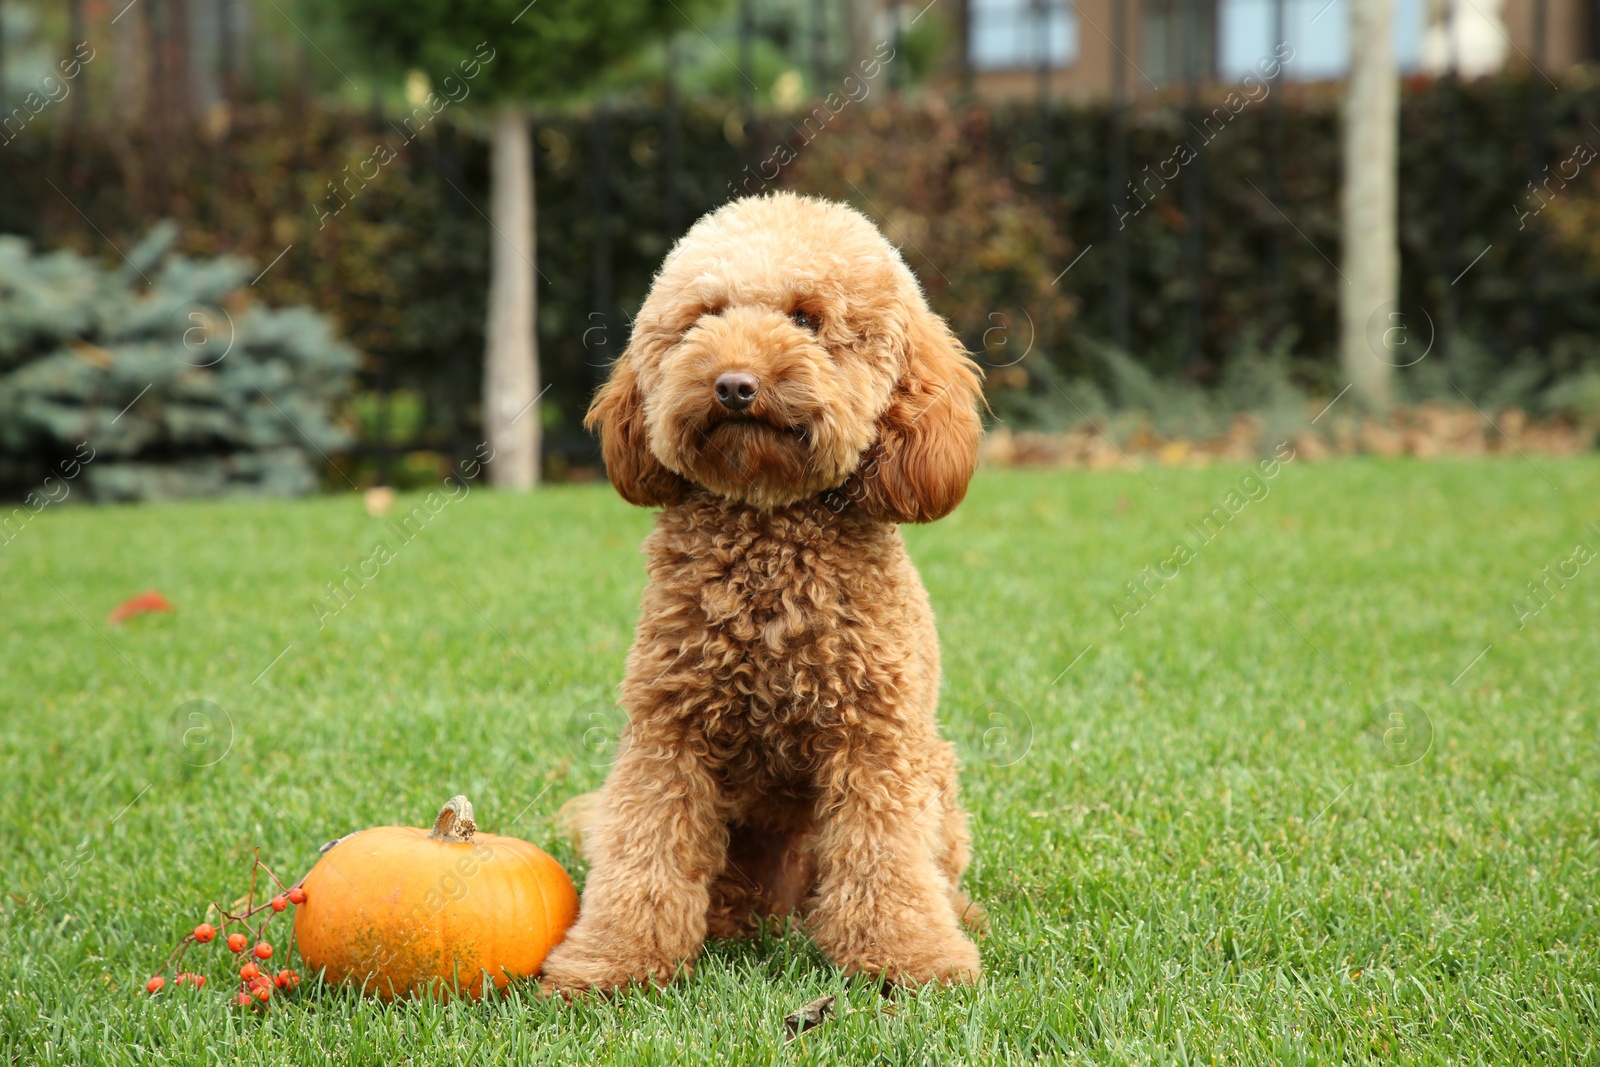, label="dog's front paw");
[539,937,686,995]
[821,924,981,987]
[883,930,982,986]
